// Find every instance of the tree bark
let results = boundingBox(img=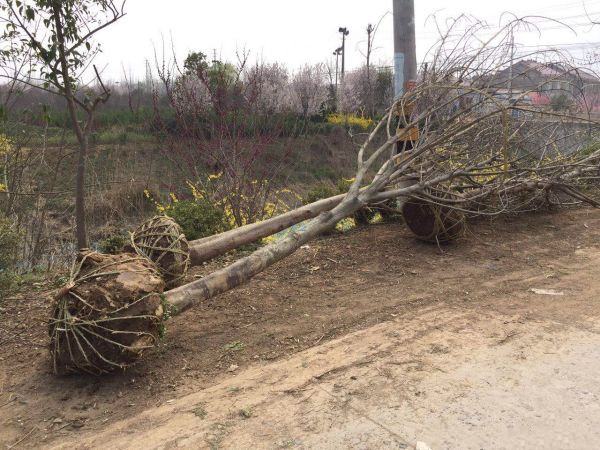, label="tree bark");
[52,2,88,249]
[188,193,346,265]
[74,134,89,249]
